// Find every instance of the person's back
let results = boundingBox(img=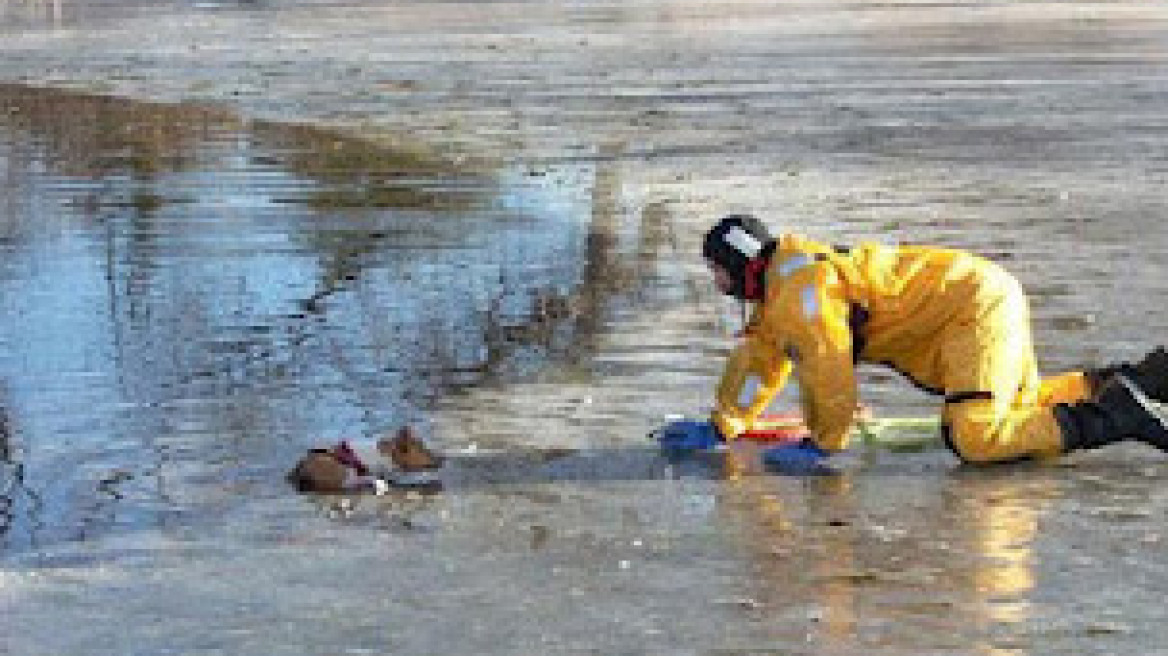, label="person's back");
[787,236,1024,395]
